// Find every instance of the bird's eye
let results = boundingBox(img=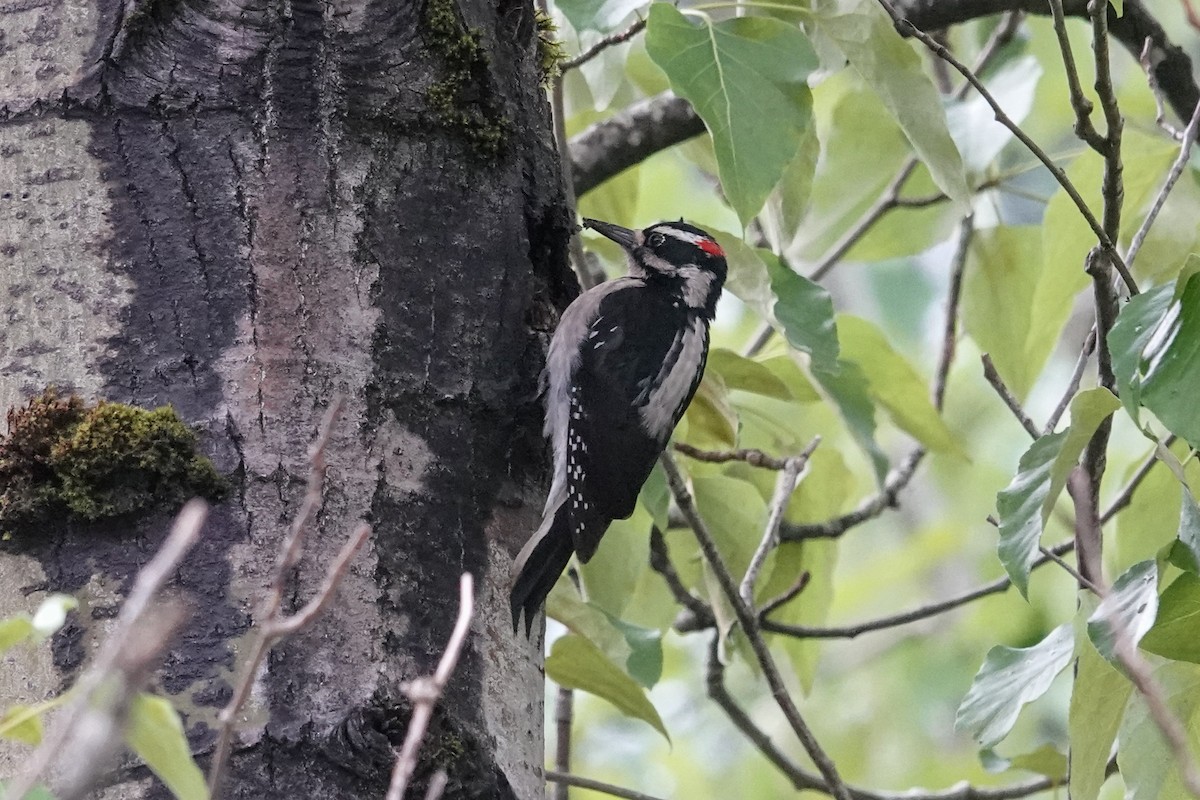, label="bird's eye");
[647,232,666,248]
